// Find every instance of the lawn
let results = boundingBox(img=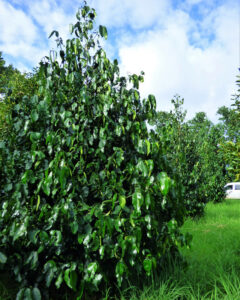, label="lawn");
[1,199,240,299]
[123,199,240,299]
